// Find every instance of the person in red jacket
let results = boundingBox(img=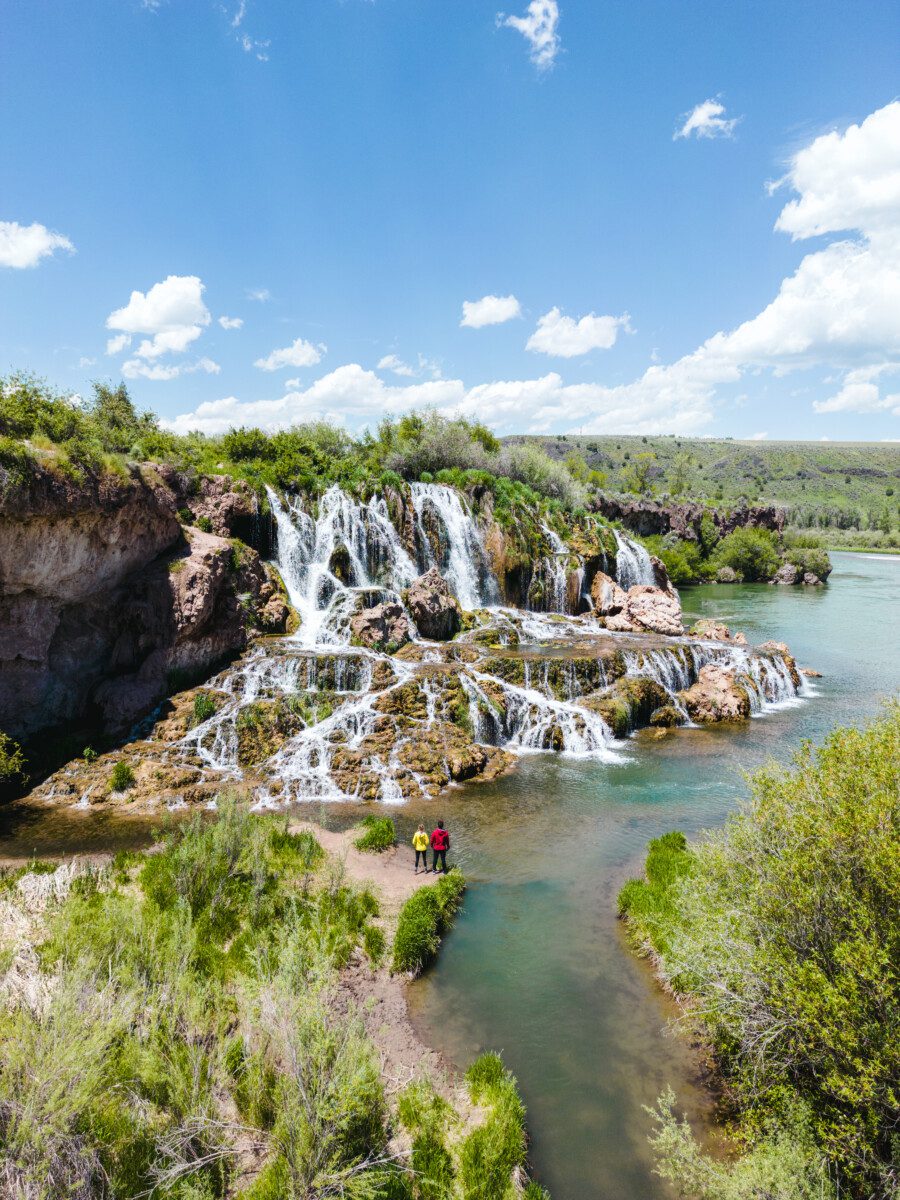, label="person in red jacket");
[430,821,450,874]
